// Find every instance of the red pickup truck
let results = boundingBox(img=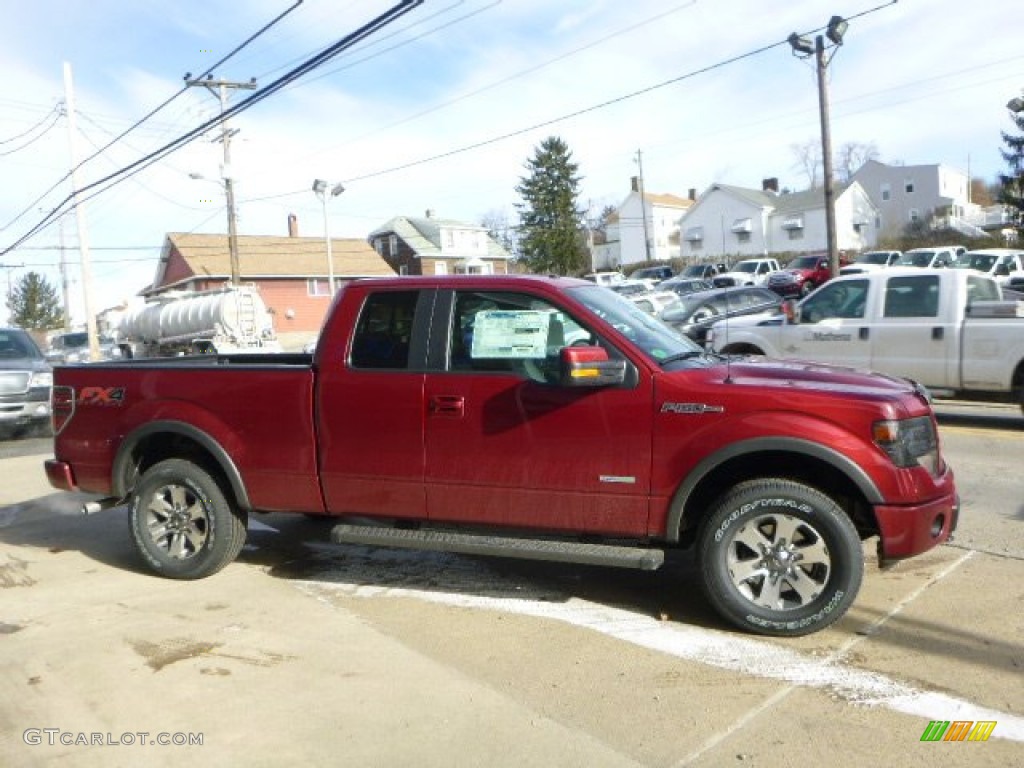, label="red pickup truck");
[45,275,957,636]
